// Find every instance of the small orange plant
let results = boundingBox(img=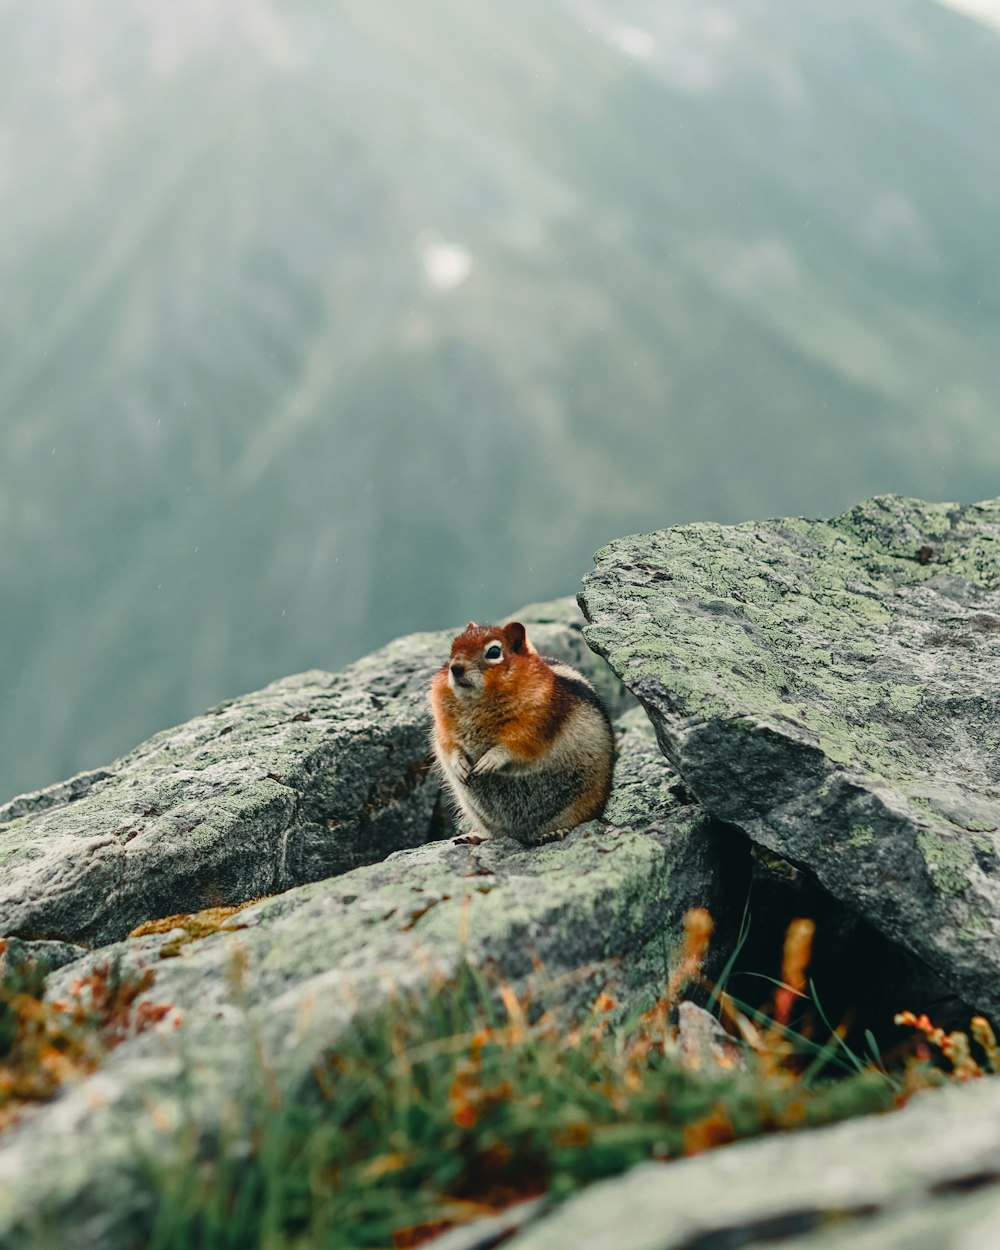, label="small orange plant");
[0,942,175,1132]
[894,1011,999,1081]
